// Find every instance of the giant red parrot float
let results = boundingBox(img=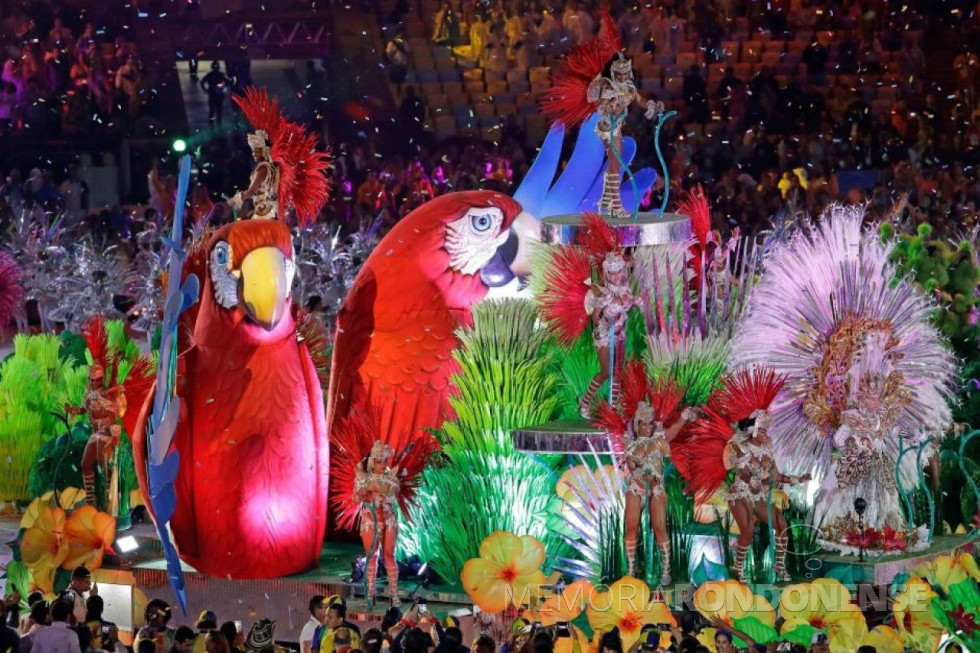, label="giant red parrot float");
[133,88,332,590]
[327,191,523,453]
